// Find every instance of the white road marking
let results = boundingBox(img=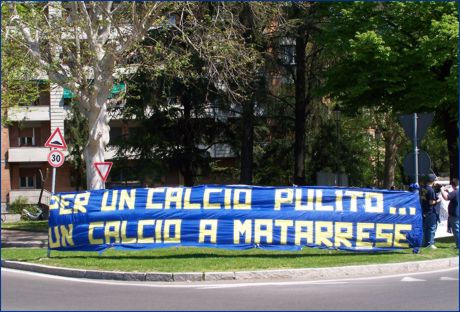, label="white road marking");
[2,267,458,289]
[440,276,458,281]
[400,277,426,282]
[197,281,348,289]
